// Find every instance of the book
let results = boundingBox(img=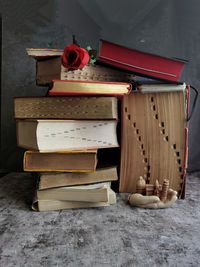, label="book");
[32,188,116,211]
[136,82,186,93]
[48,80,132,96]
[16,120,119,152]
[37,182,111,202]
[26,48,63,58]
[61,64,135,82]
[98,39,186,82]
[23,150,97,172]
[14,96,118,120]
[36,57,61,85]
[38,167,118,189]
[33,57,135,85]
[119,91,187,197]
